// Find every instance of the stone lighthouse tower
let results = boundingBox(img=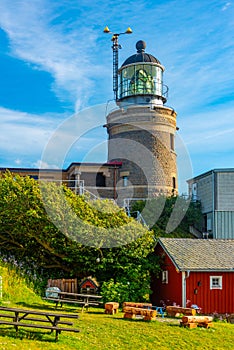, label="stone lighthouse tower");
[105,40,178,204]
